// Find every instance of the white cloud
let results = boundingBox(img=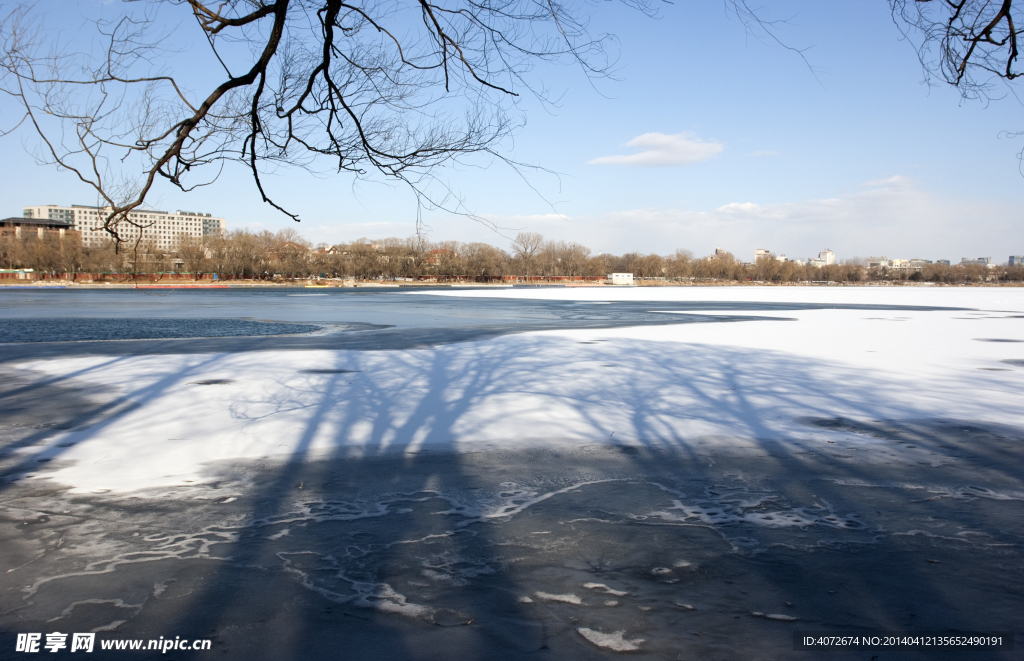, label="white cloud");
[715,202,763,215]
[589,132,724,167]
